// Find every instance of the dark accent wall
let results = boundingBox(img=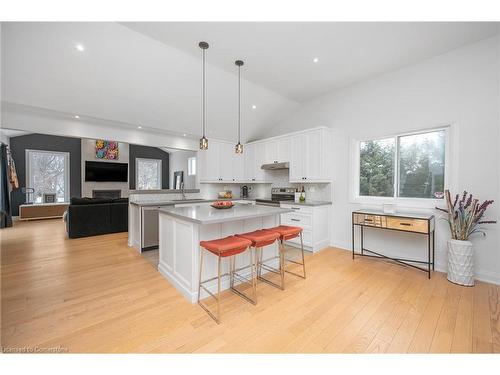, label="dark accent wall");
[9,134,82,216]
[129,144,169,190]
